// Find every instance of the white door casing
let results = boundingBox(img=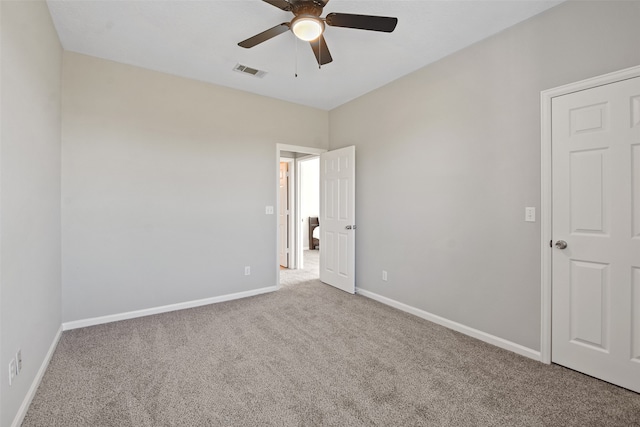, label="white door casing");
[276,144,326,288]
[550,75,640,392]
[320,146,356,294]
[279,162,289,268]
